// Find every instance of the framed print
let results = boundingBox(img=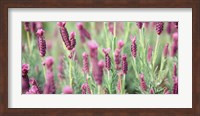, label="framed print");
[0,0,200,116]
